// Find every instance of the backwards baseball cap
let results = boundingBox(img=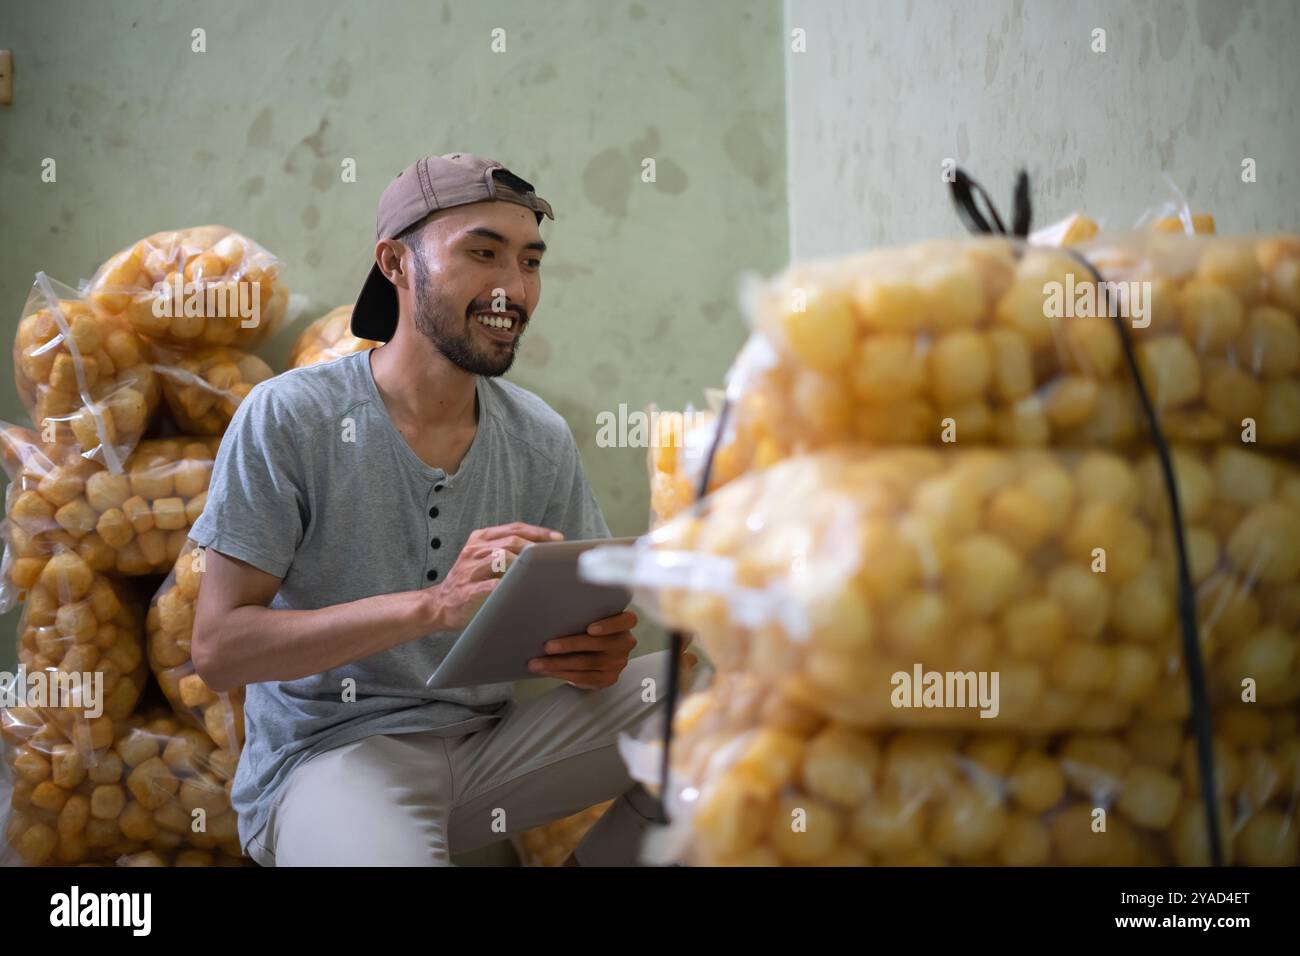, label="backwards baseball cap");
[351,152,555,342]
